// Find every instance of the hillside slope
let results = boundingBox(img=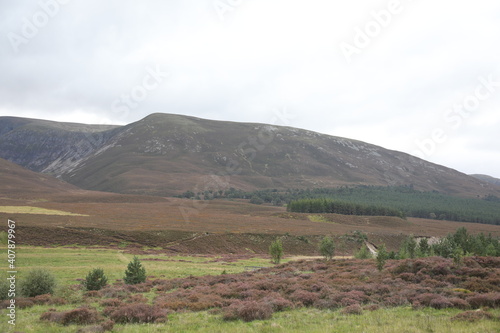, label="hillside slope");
[471,174,500,187]
[0,116,119,175]
[0,157,79,198]
[1,113,499,197]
